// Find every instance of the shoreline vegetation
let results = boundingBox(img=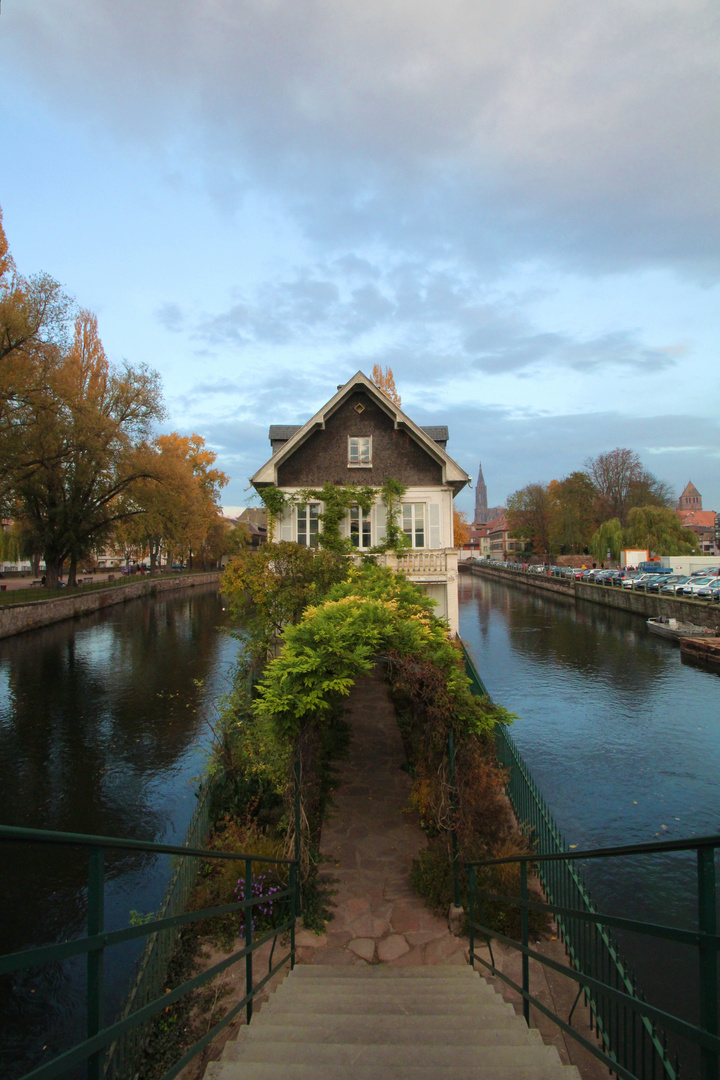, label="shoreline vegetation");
[136,545,545,1079]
